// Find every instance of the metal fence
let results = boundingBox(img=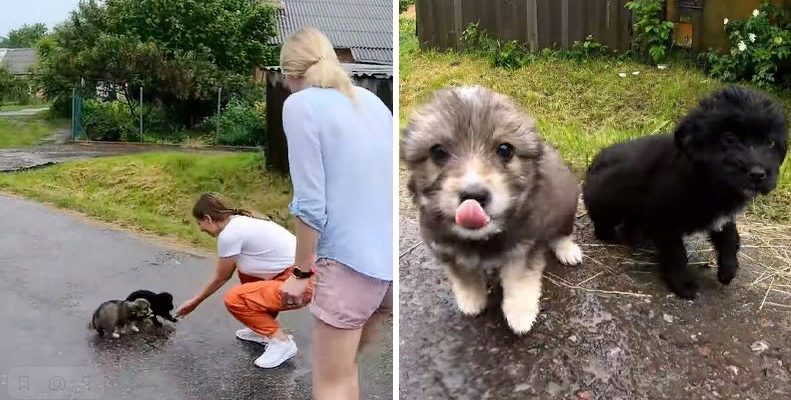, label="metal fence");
[415,0,633,52]
[69,81,241,144]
